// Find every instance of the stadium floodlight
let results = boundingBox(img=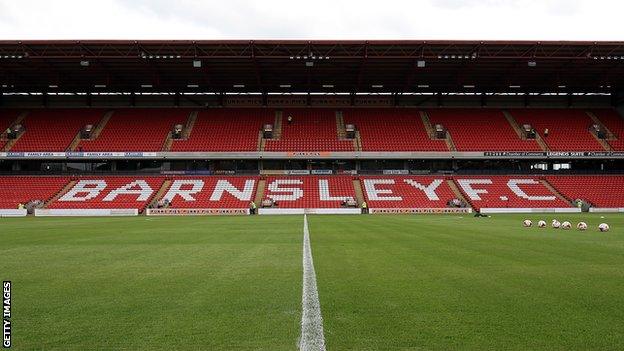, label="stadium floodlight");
[509,85,521,89]
[193,60,202,68]
[417,60,426,68]
[322,84,334,88]
[233,84,245,88]
[80,60,90,67]
[94,84,107,88]
[463,85,475,88]
[371,84,383,88]
[187,84,199,88]
[528,61,537,67]
[305,61,314,67]
[417,84,430,88]
[279,84,292,88]
[558,85,566,89]
[141,84,153,88]
[48,84,58,88]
